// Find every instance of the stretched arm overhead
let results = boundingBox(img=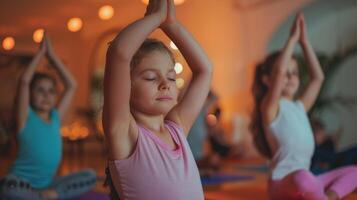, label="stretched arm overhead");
[103,0,168,159]
[44,34,77,120]
[262,13,302,124]
[14,39,46,132]
[298,15,324,111]
[163,0,213,135]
